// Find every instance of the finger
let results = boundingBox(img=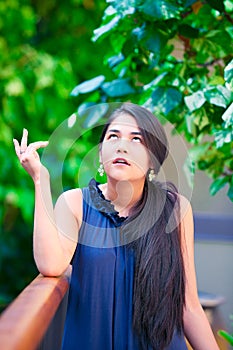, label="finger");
[20,128,28,152]
[13,138,21,157]
[27,141,49,152]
